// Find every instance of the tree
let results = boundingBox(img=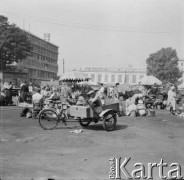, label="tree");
[0,15,32,70]
[146,47,183,84]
